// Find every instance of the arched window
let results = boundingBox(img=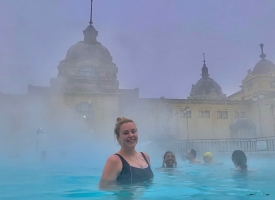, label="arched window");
[77,67,98,77]
[75,102,94,121]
